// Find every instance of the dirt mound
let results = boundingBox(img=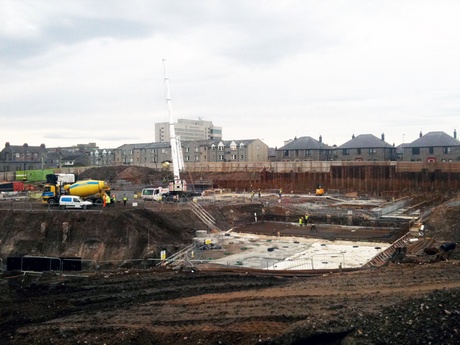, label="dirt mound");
[77,165,260,190]
[421,198,460,258]
[78,165,167,185]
